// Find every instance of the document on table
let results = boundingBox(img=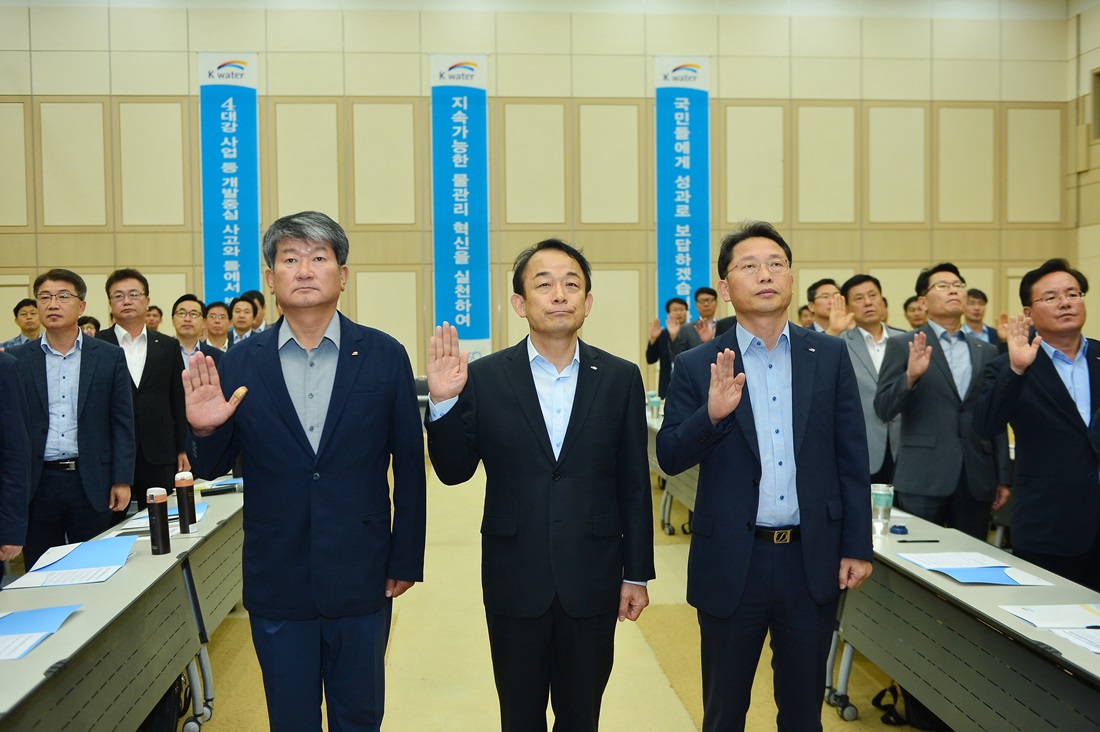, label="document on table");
[1051,628,1100,654]
[898,552,1053,586]
[0,605,81,660]
[5,536,138,589]
[1000,604,1100,628]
